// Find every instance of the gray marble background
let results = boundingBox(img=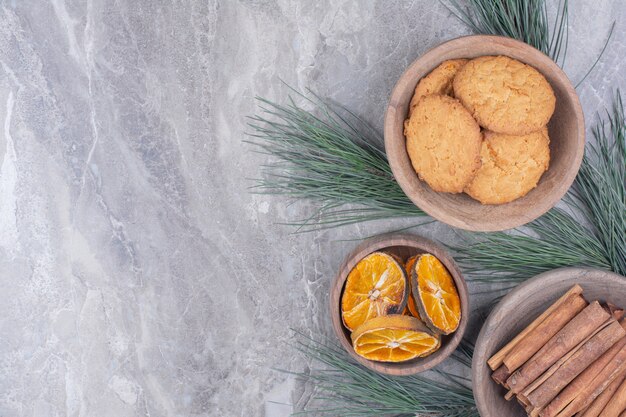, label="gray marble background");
[0,1,624,416]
